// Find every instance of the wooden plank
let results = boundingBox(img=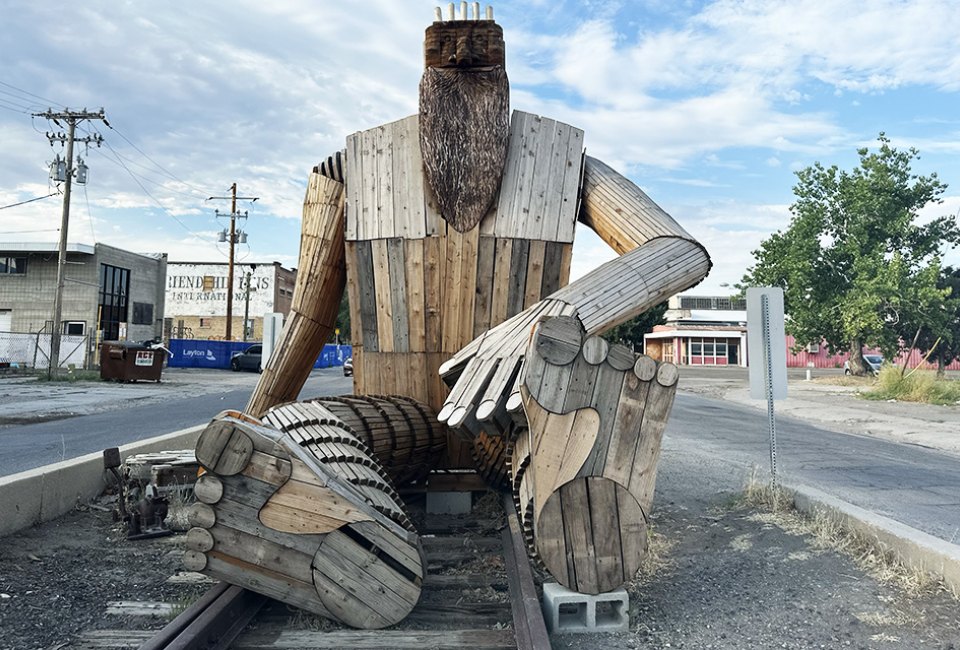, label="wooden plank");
[358,127,377,240]
[553,408,601,490]
[502,112,539,238]
[616,486,648,586]
[441,227,464,354]
[204,554,332,619]
[387,238,410,353]
[494,110,525,237]
[457,226,480,351]
[559,241,573,287]
[525,117,558,241]
[423,234,444,353]
[240,629,515,649]
[501,494,552,650]
[561,478,599,593]
[375,123,394,239]
[602,372,651,486]
[540,241,564,296]
[628,377,677,513]
[490,238,513,326]
[523,240,546,309]
[586,477,625,589]
[345,132,361,241]
[580,364,626,477]
[371,239,394,353]
[506,239,530,318]
[390,117,420,239]
[540,121,574,241]
[556,129,584,243]
[474,235,496,337]
[312,530,419,628]
[354,241,379,352]
[258,478,375,534]
[404,239,426,352]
